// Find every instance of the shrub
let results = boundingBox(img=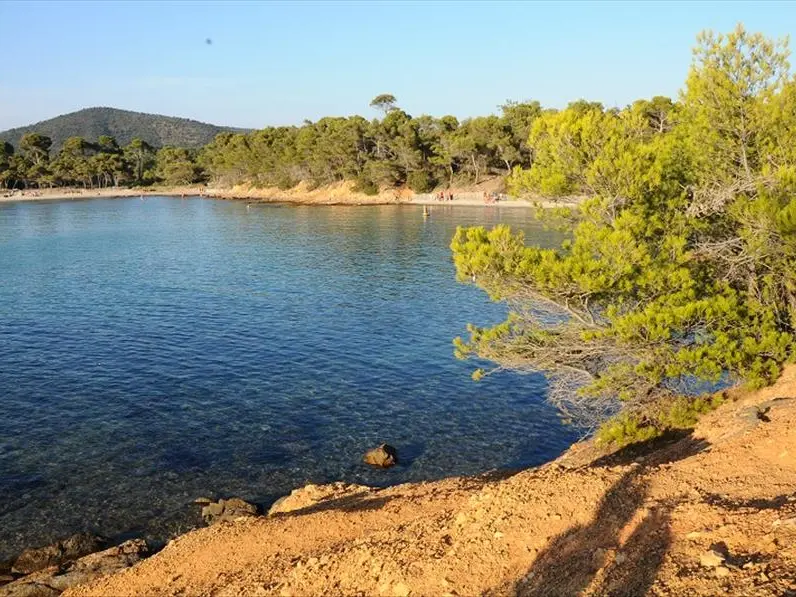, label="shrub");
[274,174,297,190]
[596,393,726,448]
[352,176,379,195]
[406,170,435,193]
